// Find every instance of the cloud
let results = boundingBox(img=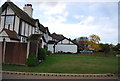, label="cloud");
[0,1,118,44]
[35,2,68,24]
[43,22,117,44]
[12,0,119,2]
[79,16,95,25]
[73,15,84,19]
[36,3,67,15]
